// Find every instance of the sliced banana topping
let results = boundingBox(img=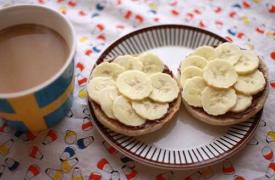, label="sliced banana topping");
[87,77,116,104]
[113,55,143,71]
[231,93,253,113]
[91,62,125,79]
[191,46,217,61]
[182,77,207,107]
[150,73,179,103]
[116,70,152,100]
[99,87,120,119]
[180,55,207,71]
[112,96,146,126]
[234,70,266,95]
[179,42,266,116]
[180,66,203,87]
[201,87,237,116]
[139,53,164,74]
[89,52,183,127]
[203,60,238,88]
[132,99,169,120]
[215,42,241,65]
[234,50,259,75]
